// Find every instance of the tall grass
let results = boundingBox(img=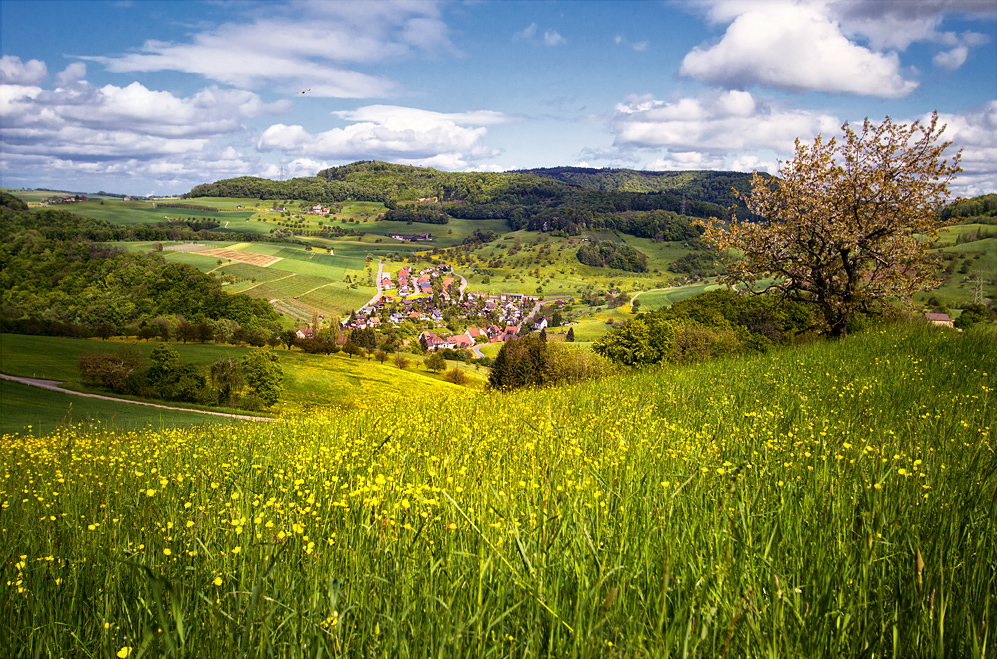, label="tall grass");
[1,323,994,657]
